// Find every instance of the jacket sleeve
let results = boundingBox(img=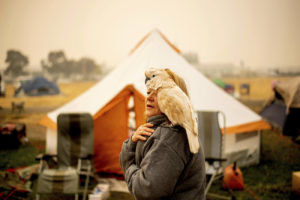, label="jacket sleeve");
[124,129,186,200]
[120,138,137,174]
